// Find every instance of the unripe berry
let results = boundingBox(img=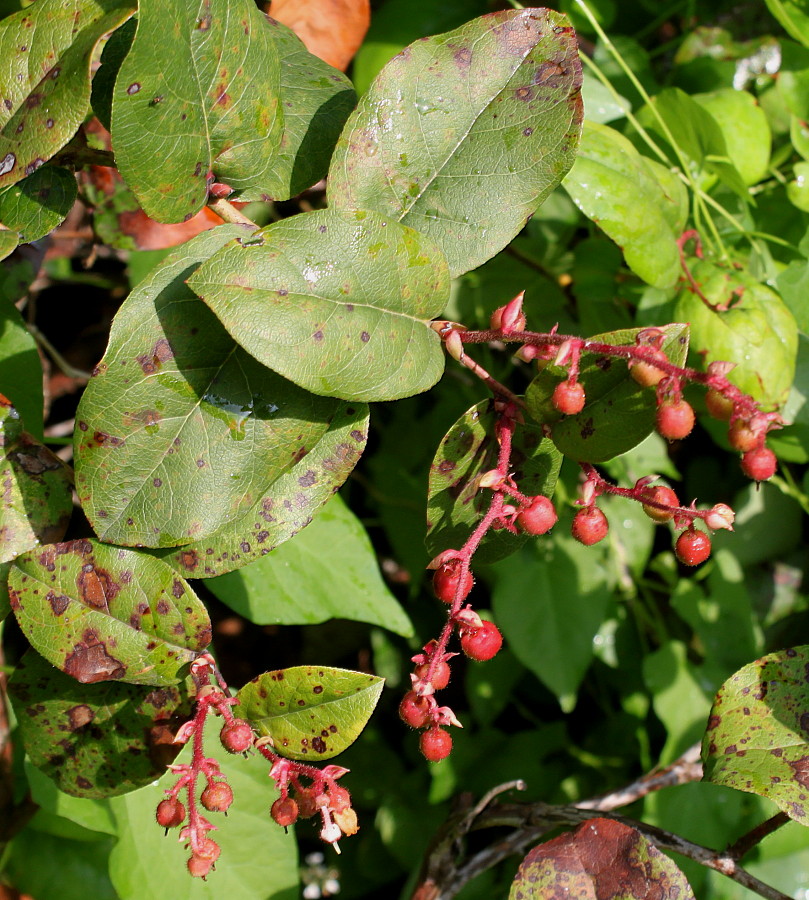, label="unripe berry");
[188,855,213,878]
[220,719,253,753]
[675,528,712,566]
[629,348,668,387]
[704,503,735,531]
[419,727,453,762]
[516,495,558,535]
[728,418,764,453]
[432,561,473,604]
[571,506,608,545]
[656,399,695,440]
[329,786,352,814]
[641,486,679,523]
[295,788,318,819]
[201,781,234,813]
[552,380,585,415]
[705,389,734,421]
[741,446,777,481]
[460,621,503,661]
[415,660,451,690]
[155,797,185,828]
[196,838,221,862]
[399,691,431,727]
[271,796,299,827]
